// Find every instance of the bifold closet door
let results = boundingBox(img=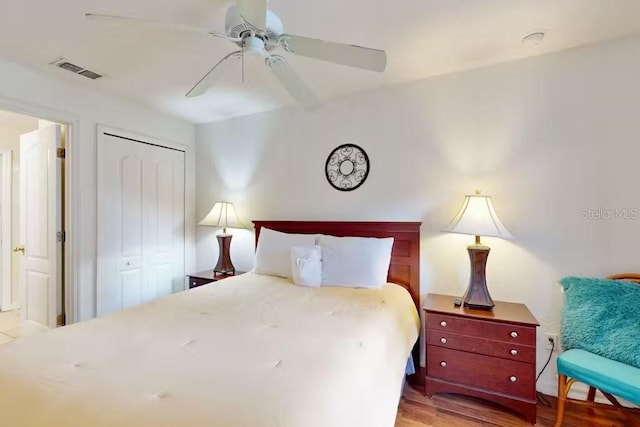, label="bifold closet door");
[97,133,185,316]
